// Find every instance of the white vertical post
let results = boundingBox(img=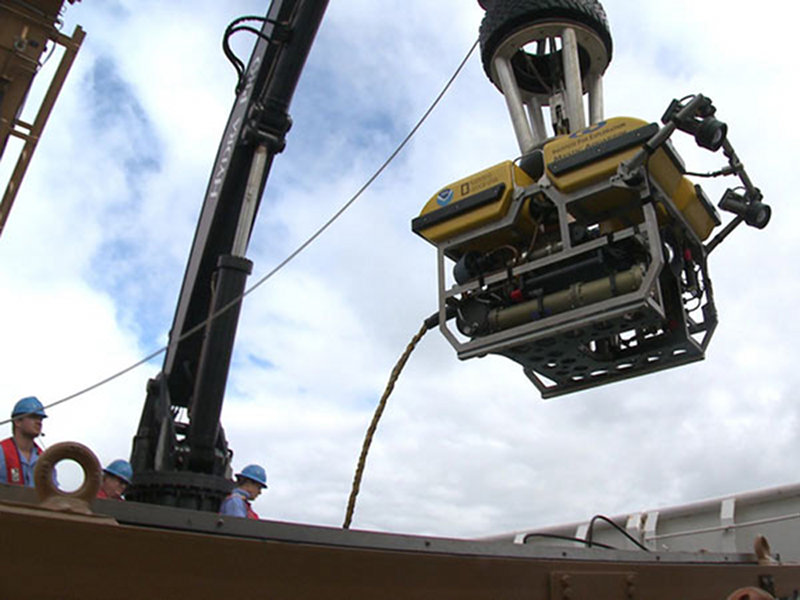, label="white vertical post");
[625,513,643,548]
[720,498,737,553]
[644,511,660,550]
[587,73,604,125]
[493,55,536,154]
[526,95,548,144]
[575,523,589,547]
[561,27,586,133]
